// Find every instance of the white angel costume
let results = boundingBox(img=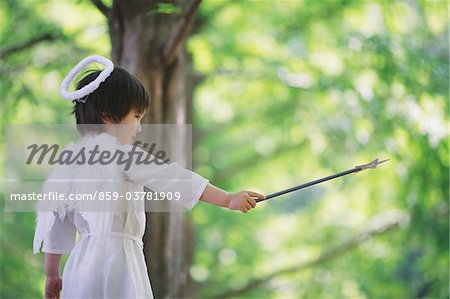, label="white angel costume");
[33,132,208,298]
